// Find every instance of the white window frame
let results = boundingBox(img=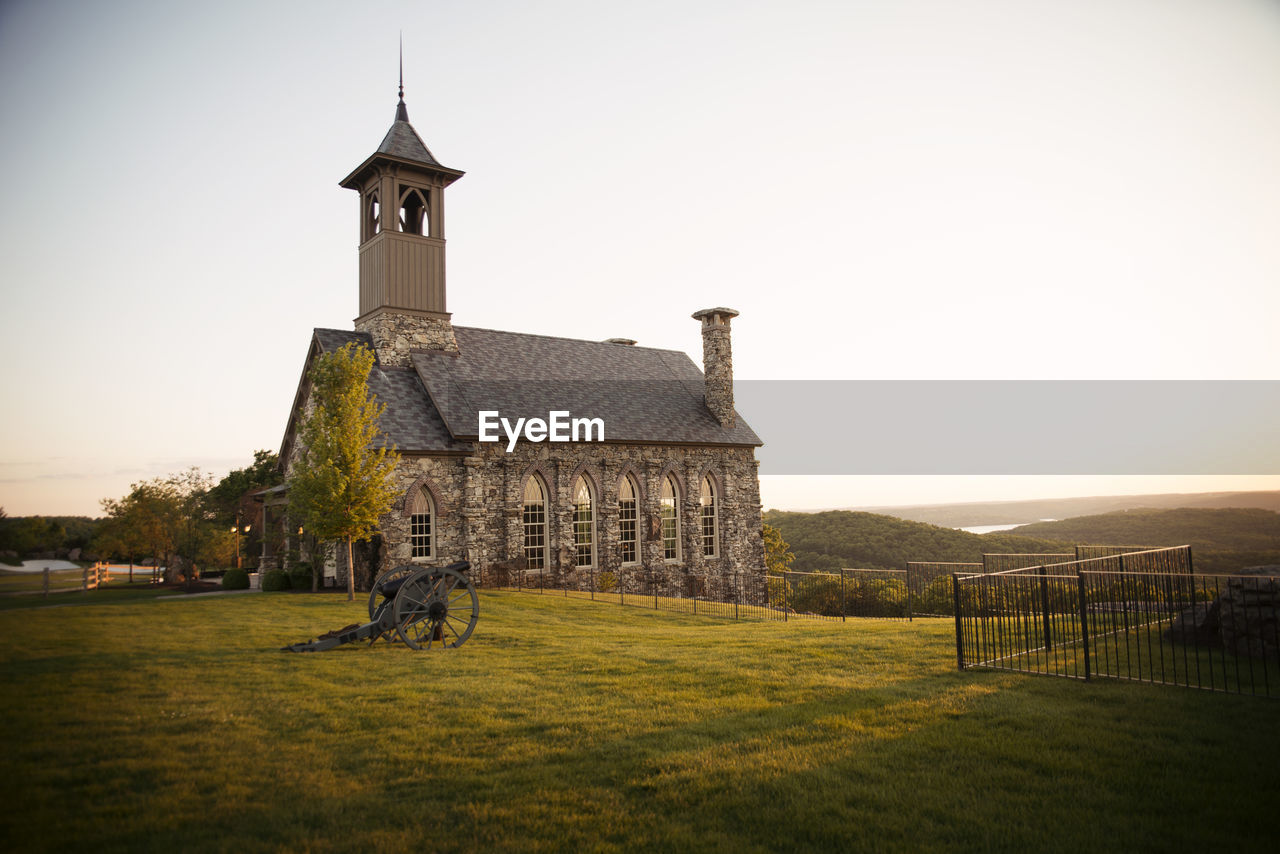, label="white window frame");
[522,475,548,570]
[661,474,681,563]
[409,488,434,560]
[572,475,595,568]
[618,475,639,565]
[700,476,718,559]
